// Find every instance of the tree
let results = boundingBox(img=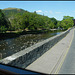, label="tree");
[63,16,74,20]
[57,21,62,29]
[50,17,57,28]
[0,26,7,33]
[0,9,9,32]
[61,18,74,30]
[49,22,55,29]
